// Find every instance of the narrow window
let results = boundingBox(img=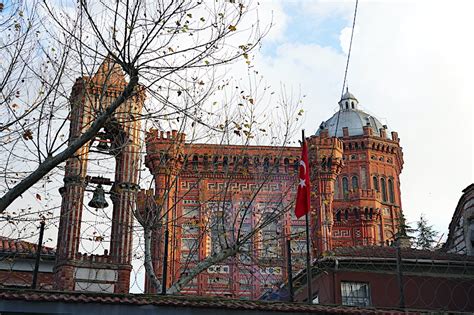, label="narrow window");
[336,210,341,222]
[352,176,359,190]
[243,157,249,172]
[293,159,299,173]
[381,178,387,202]
[223,156,229,172]
[254,157,260,171]
[342,177,349,198]
[373,176,379,191]
[284,158,290,173]
[192,155,199,171]
[344,209,349,220]
[212,156,219,172]
[388,179,395,203]
[263,157,270,173]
